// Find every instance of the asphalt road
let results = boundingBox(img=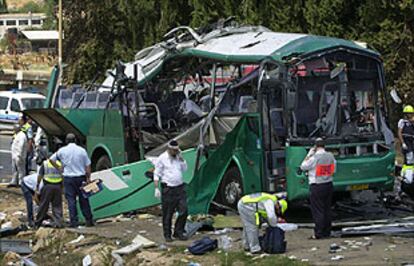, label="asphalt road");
[0,134,13,182]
